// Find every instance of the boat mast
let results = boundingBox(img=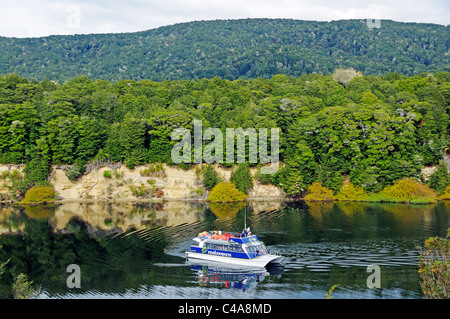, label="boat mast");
[244,205,247,230]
